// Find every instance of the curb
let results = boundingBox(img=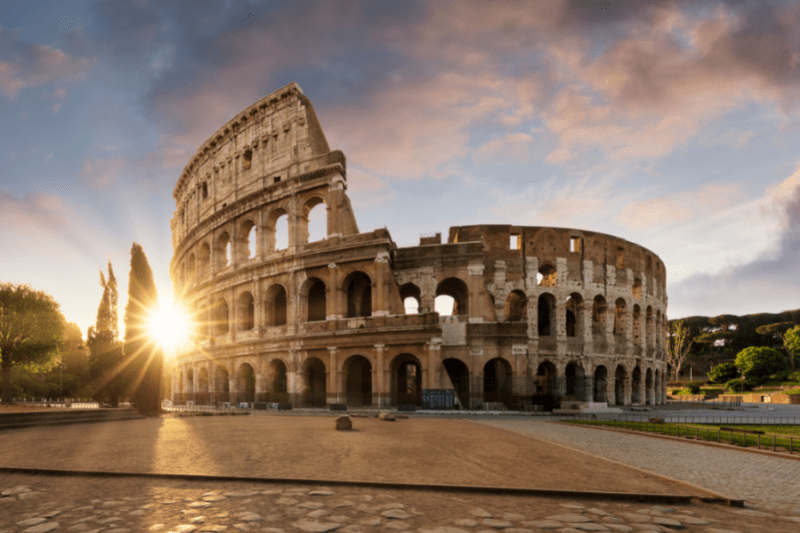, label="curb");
[0,466,695,504]
[469,419,745,507]
[554,421,800,462]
